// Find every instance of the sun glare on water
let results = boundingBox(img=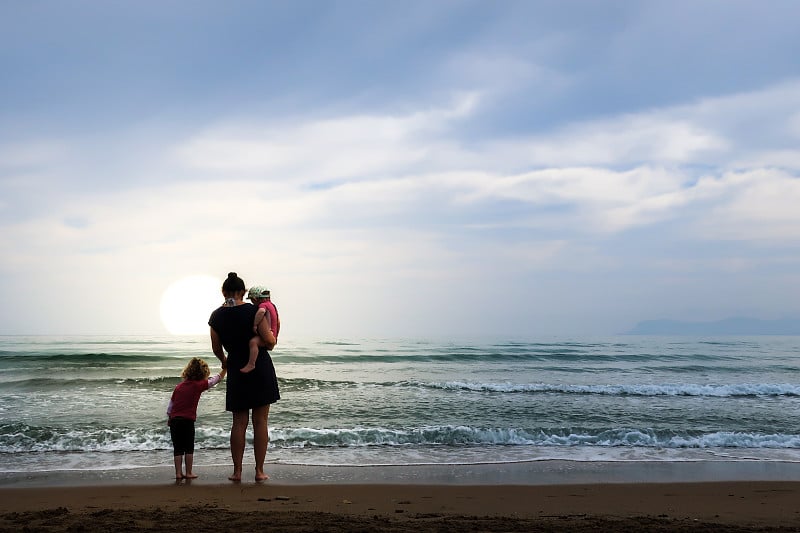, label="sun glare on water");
[160,275,223,335]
